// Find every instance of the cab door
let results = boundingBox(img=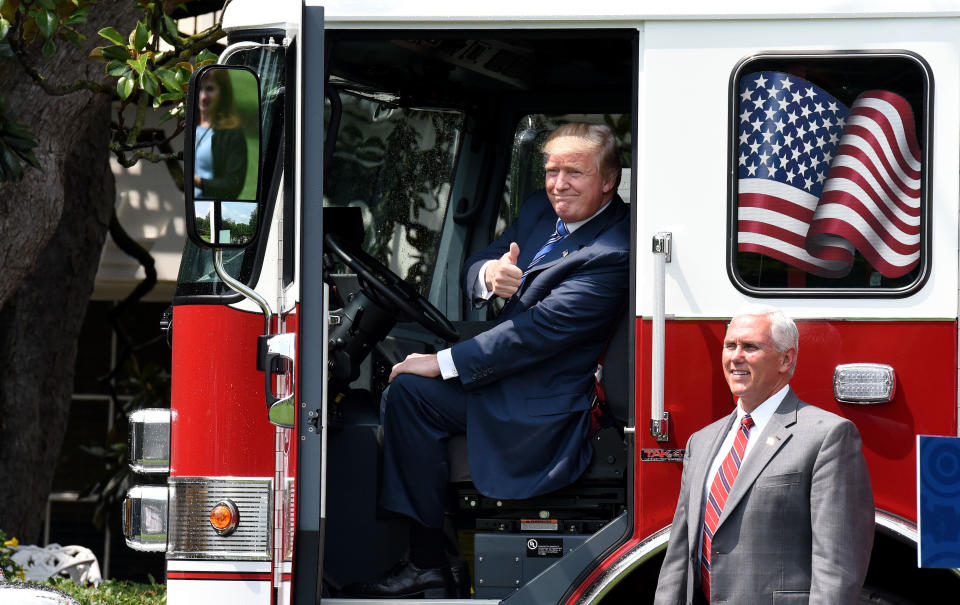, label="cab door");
[293,2,327,603]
